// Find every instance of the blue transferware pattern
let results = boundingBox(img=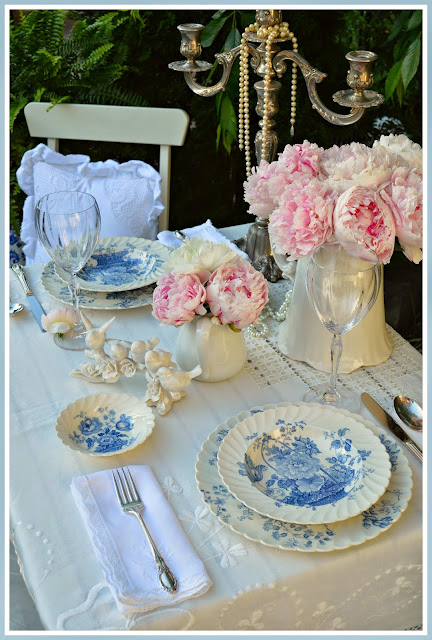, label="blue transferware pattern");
[244,423,364,508]
[9,229,25,267]
[77,245,156,289]
[195,402,412,552]
[55,237,171,292]
[70,406,137,454]
[42,261,155,310]
[217,405,391,525]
